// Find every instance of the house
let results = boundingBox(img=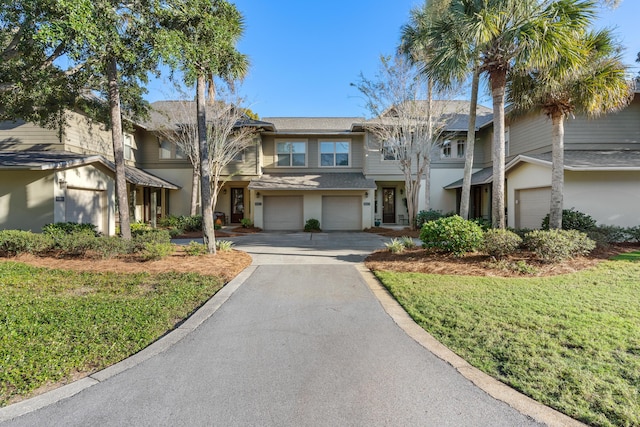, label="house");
[1,92,638,234]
